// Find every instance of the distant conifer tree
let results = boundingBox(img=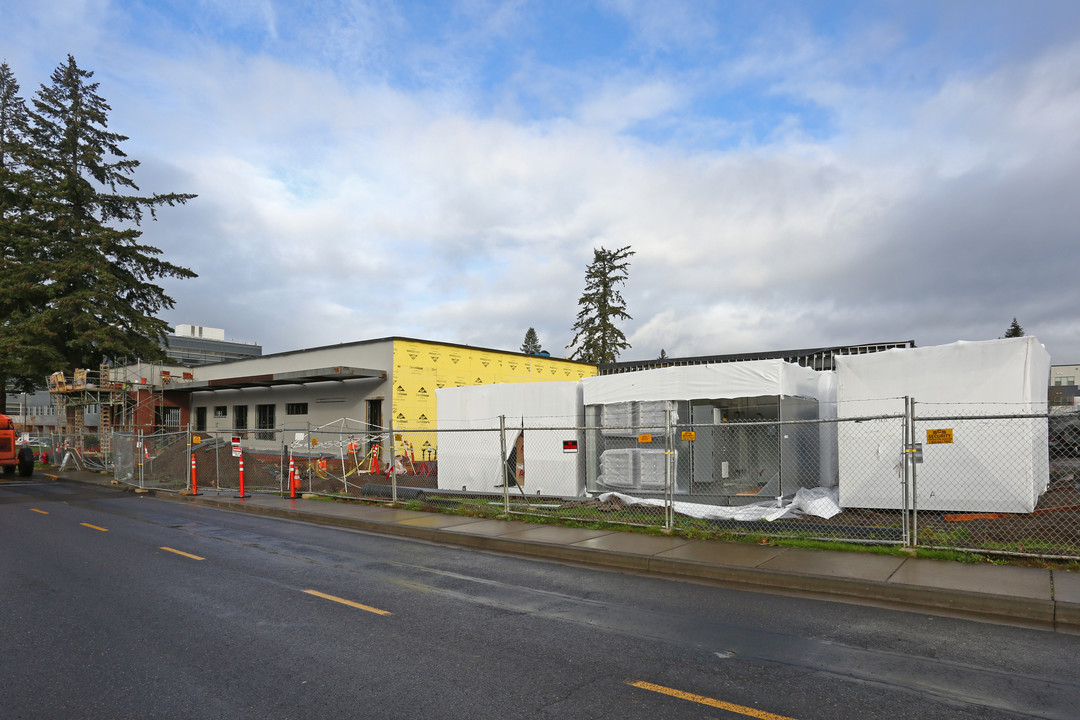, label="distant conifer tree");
[521,327,543,355]
[1003,318,1025,338]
